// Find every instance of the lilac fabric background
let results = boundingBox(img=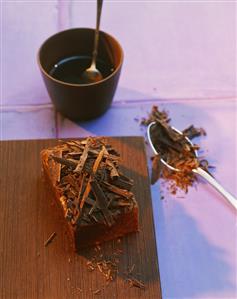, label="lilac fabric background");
[1,1,236,298]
